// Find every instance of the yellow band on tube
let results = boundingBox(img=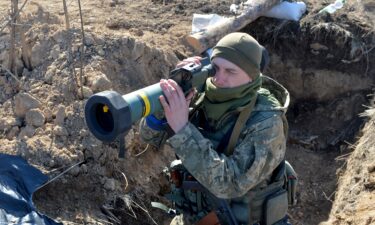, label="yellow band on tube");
[138,91,151,116]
